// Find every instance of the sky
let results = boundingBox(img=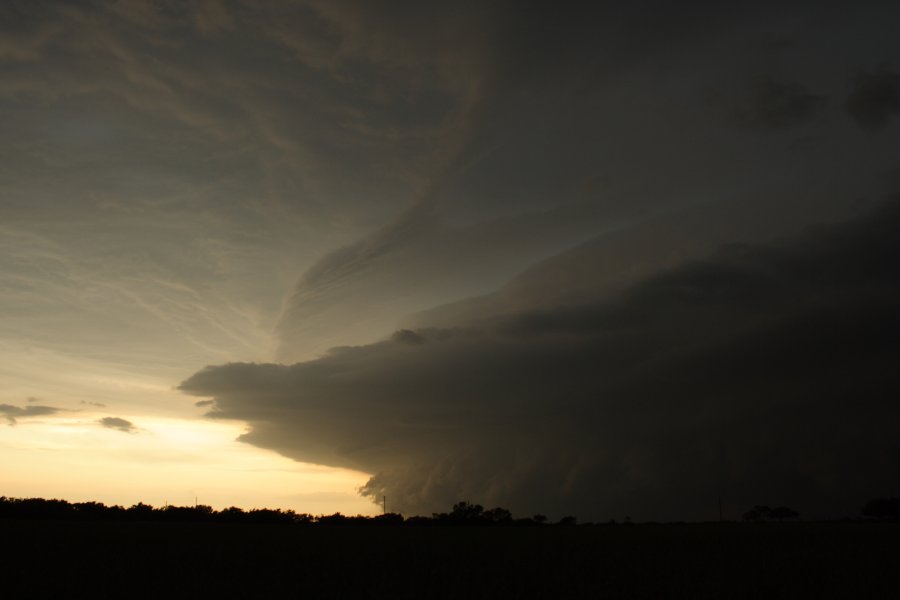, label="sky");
[2,0,900,521]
